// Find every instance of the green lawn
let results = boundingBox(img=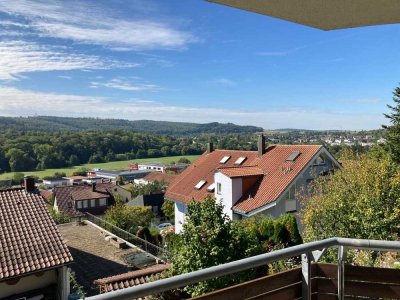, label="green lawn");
[0,155,199,180]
